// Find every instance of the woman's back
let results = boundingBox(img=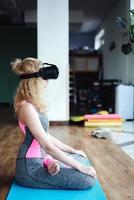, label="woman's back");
[18,111,49,159]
